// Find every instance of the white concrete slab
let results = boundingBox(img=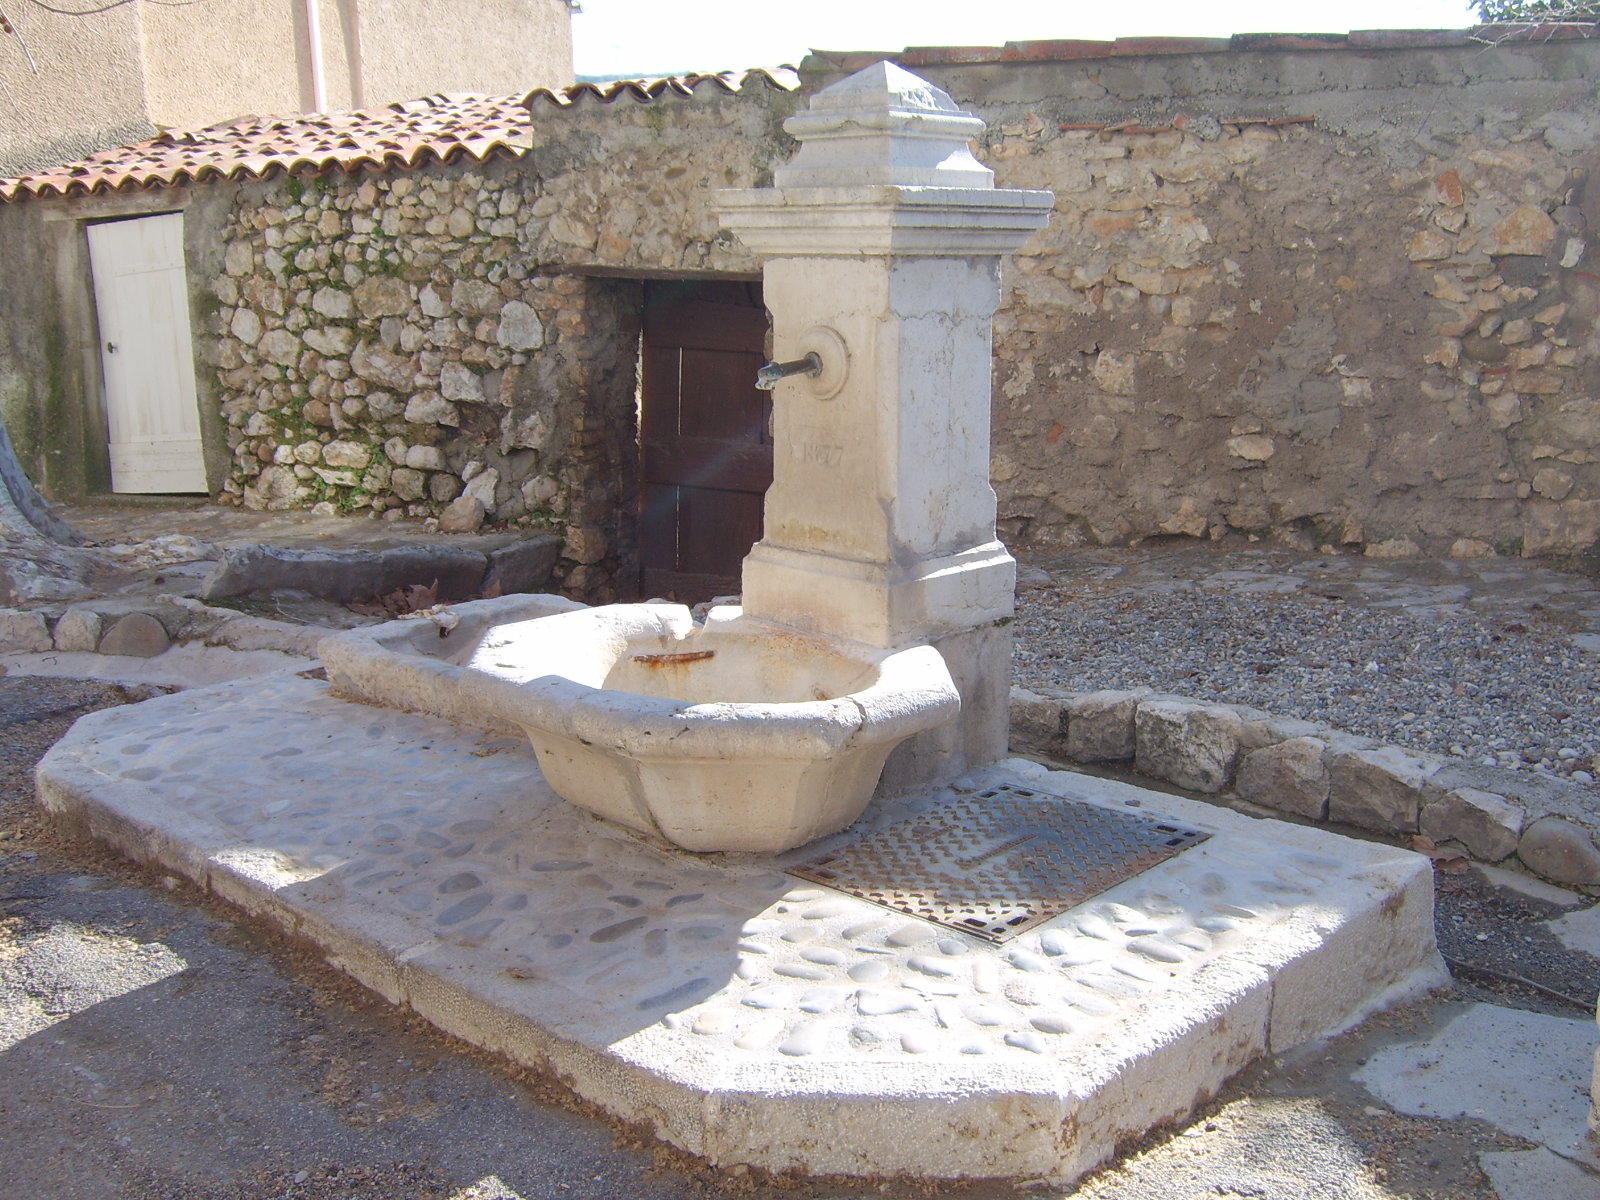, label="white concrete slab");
[1353,1002,1596,1149]
[1,644,312,689]
[36,676,1445,1186]
[1549,903,1600,959]
[1481,1147,1600,1200]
